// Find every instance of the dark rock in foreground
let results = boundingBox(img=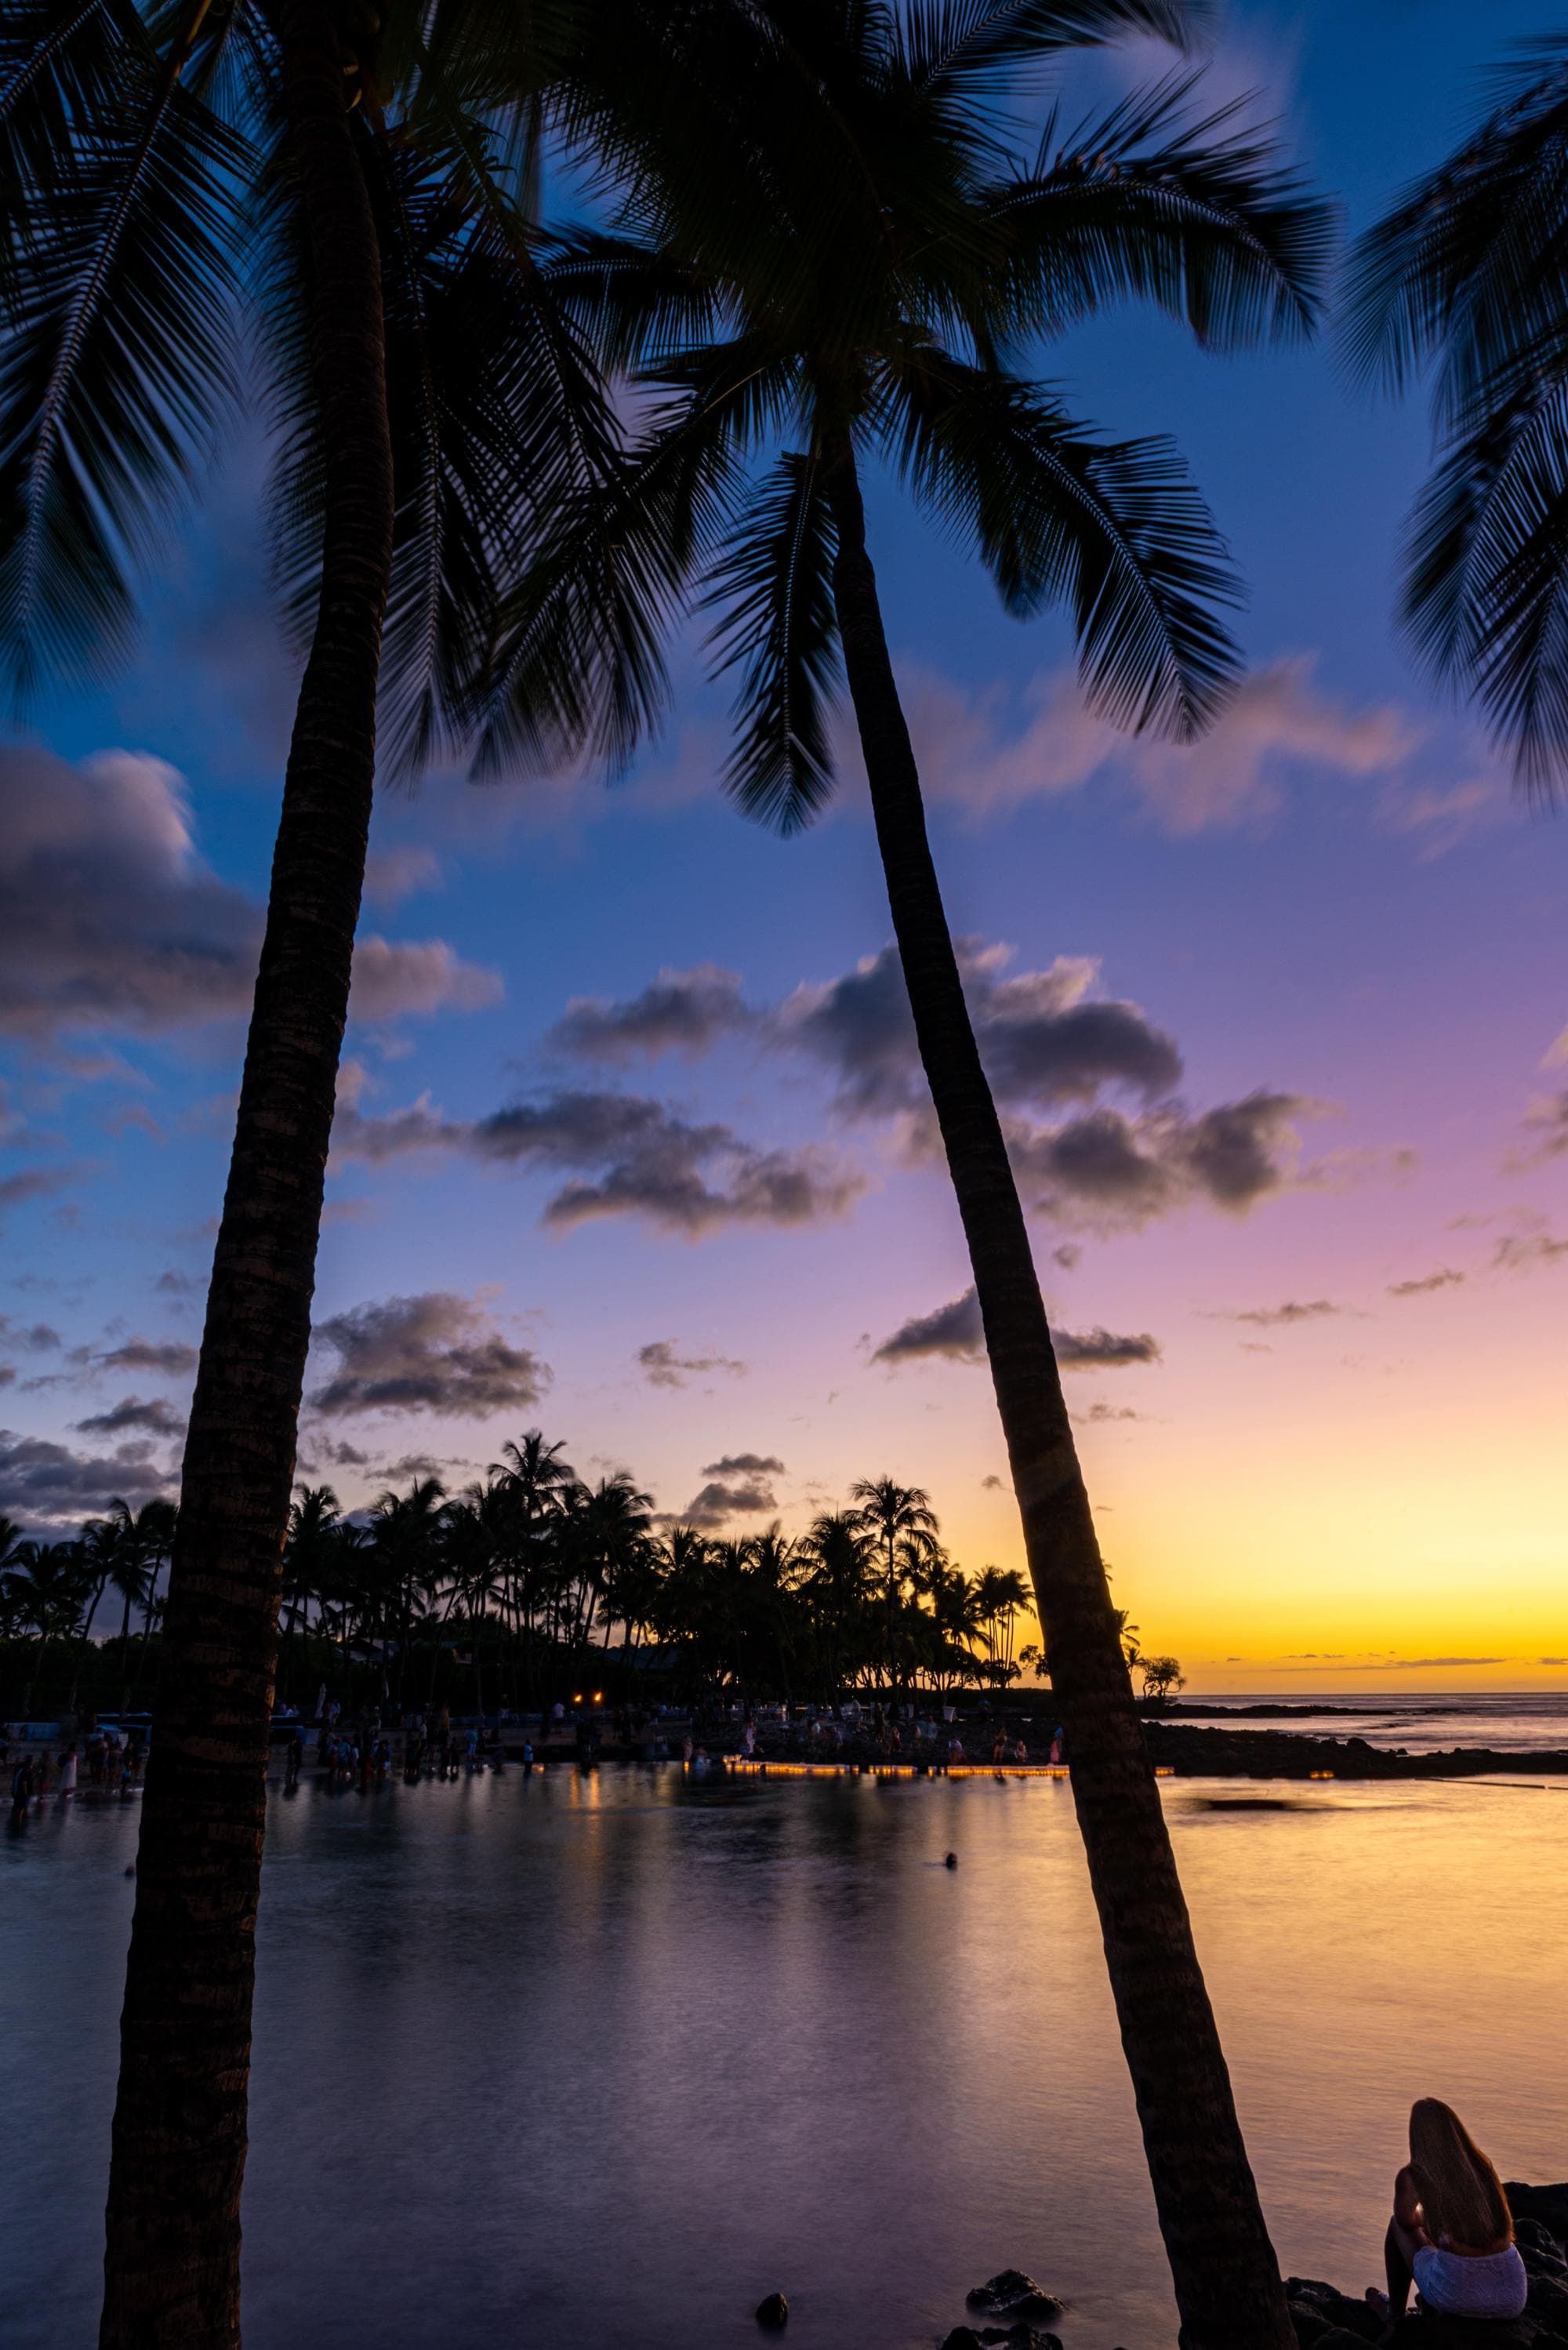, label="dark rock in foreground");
[1289,2184,1568,2350]
[966,2270,1066,2321]
[753,2290,787,2328]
